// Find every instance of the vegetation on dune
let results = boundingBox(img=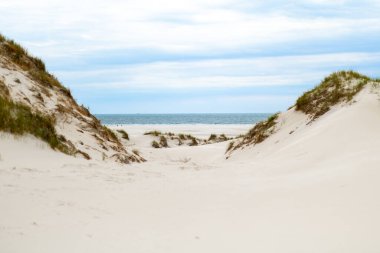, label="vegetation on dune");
[132,149,140,156]
[295,71,371,119]
[0,34,72,98]
[226,141,235,153]
[145,130,232,149]
[101,125,119,142]
[219,134,228,142]
[144,130,162,136]
[0,95,72,154]
[189,137,198,146]
[117,129,129,140]
[76,150,91,160]
[228,71,380,154]
[87,117,124,150]
[208,134,217,141]
[151,140,160,148]
[159,135,169,147]
[0,34,143,163]
[228,112,279,152]
[0,80,10,98]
